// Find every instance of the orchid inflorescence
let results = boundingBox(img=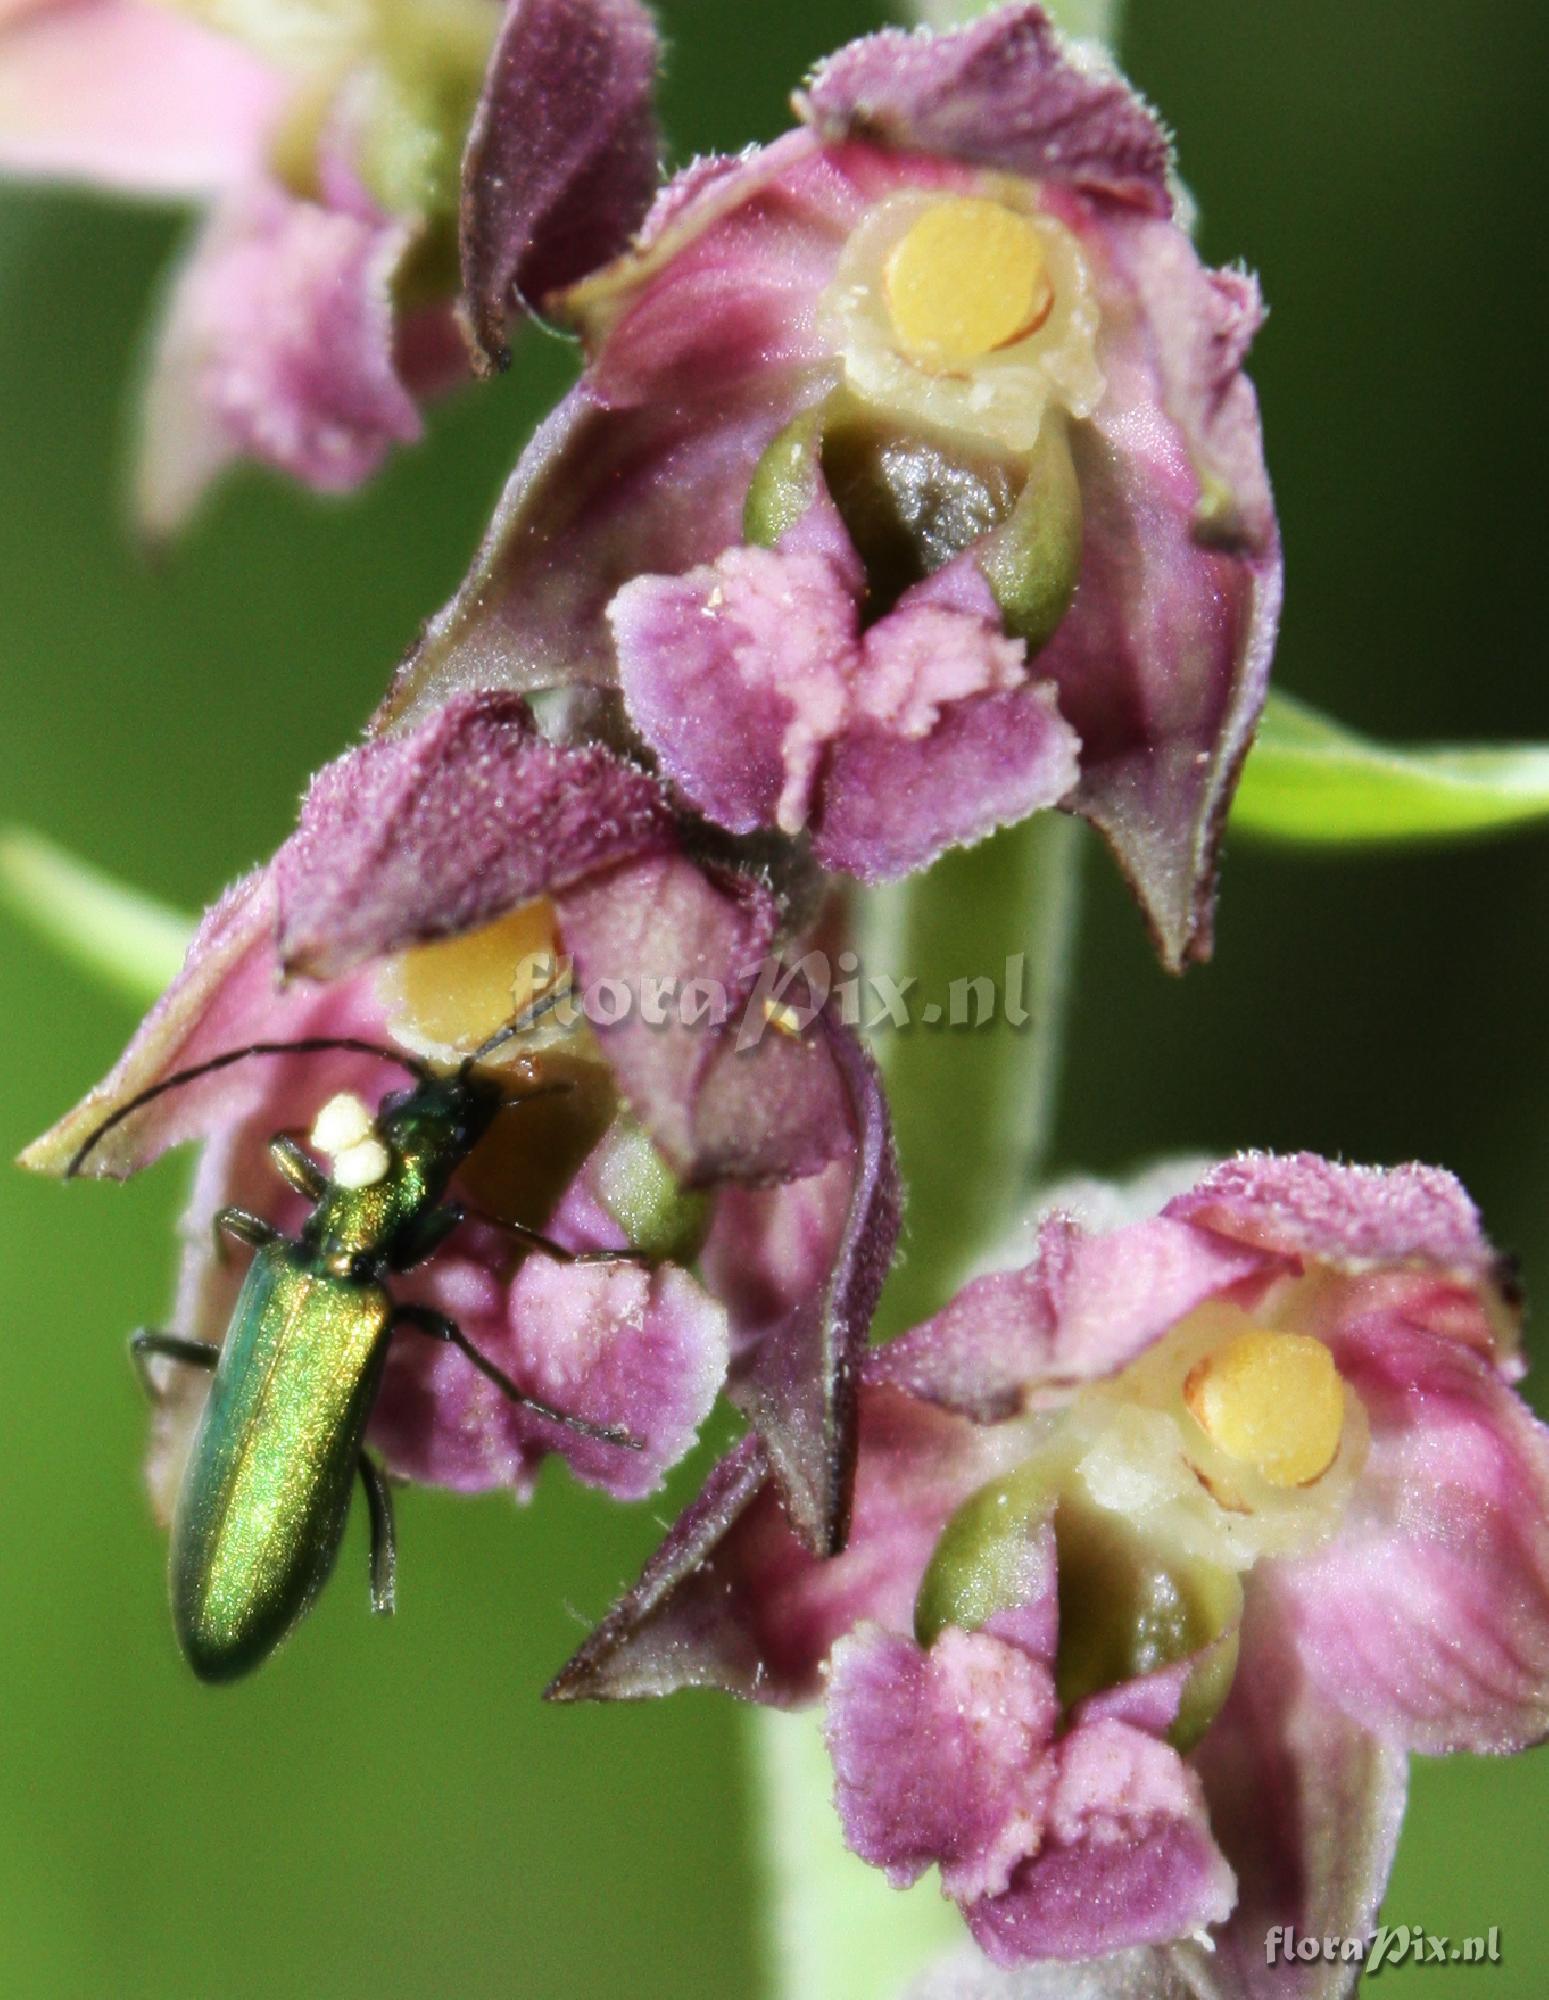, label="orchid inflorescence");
[6,3,1546,1997]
